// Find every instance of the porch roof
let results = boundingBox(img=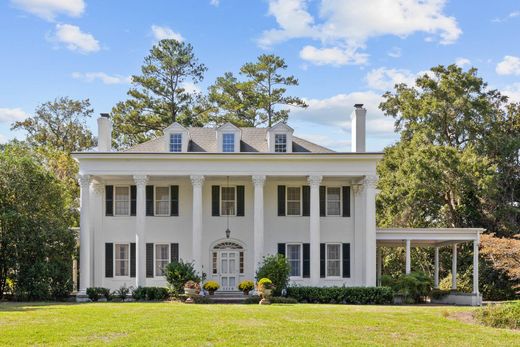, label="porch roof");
[376,228,484,247]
